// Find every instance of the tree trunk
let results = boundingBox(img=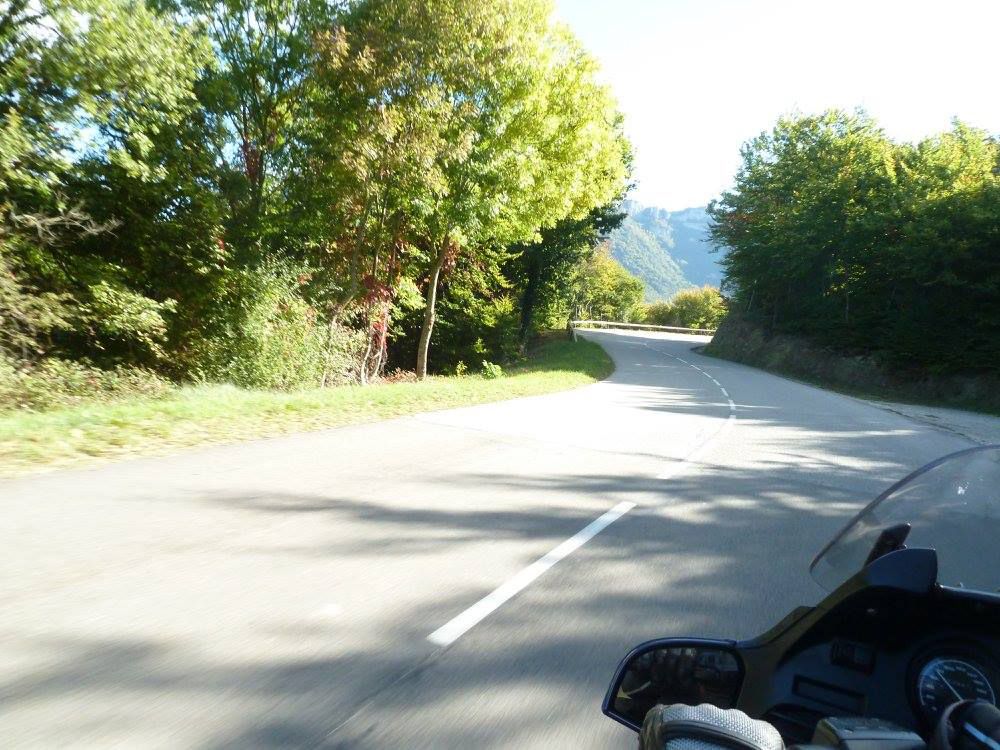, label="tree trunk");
[358,326,375,386]
[416,241,448,379]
